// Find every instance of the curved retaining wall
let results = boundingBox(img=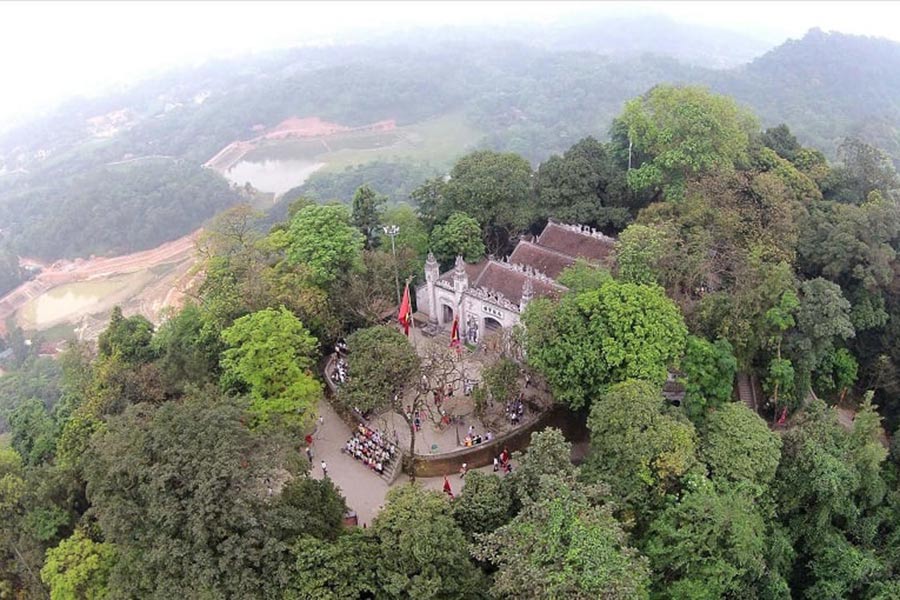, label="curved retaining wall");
[408,403,589,478]
[323,353,590,478]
